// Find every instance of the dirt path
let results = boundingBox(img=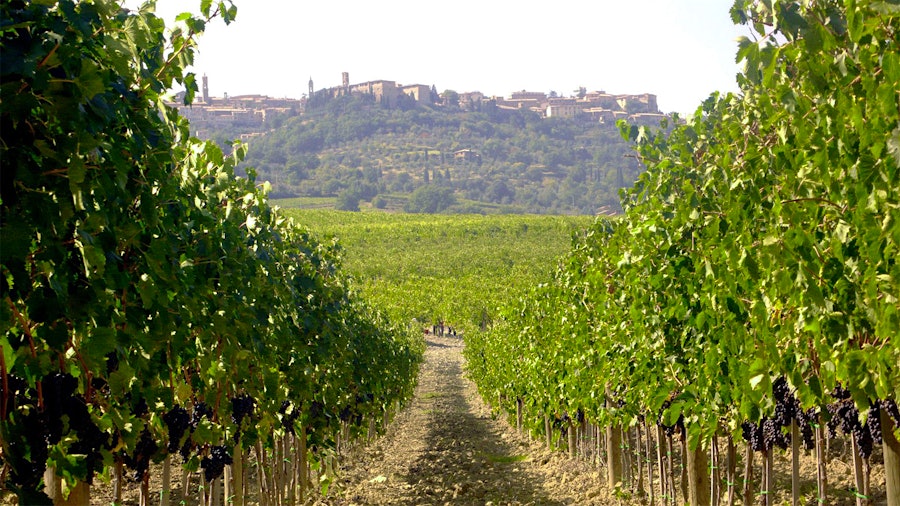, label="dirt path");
[314,334,615,506]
